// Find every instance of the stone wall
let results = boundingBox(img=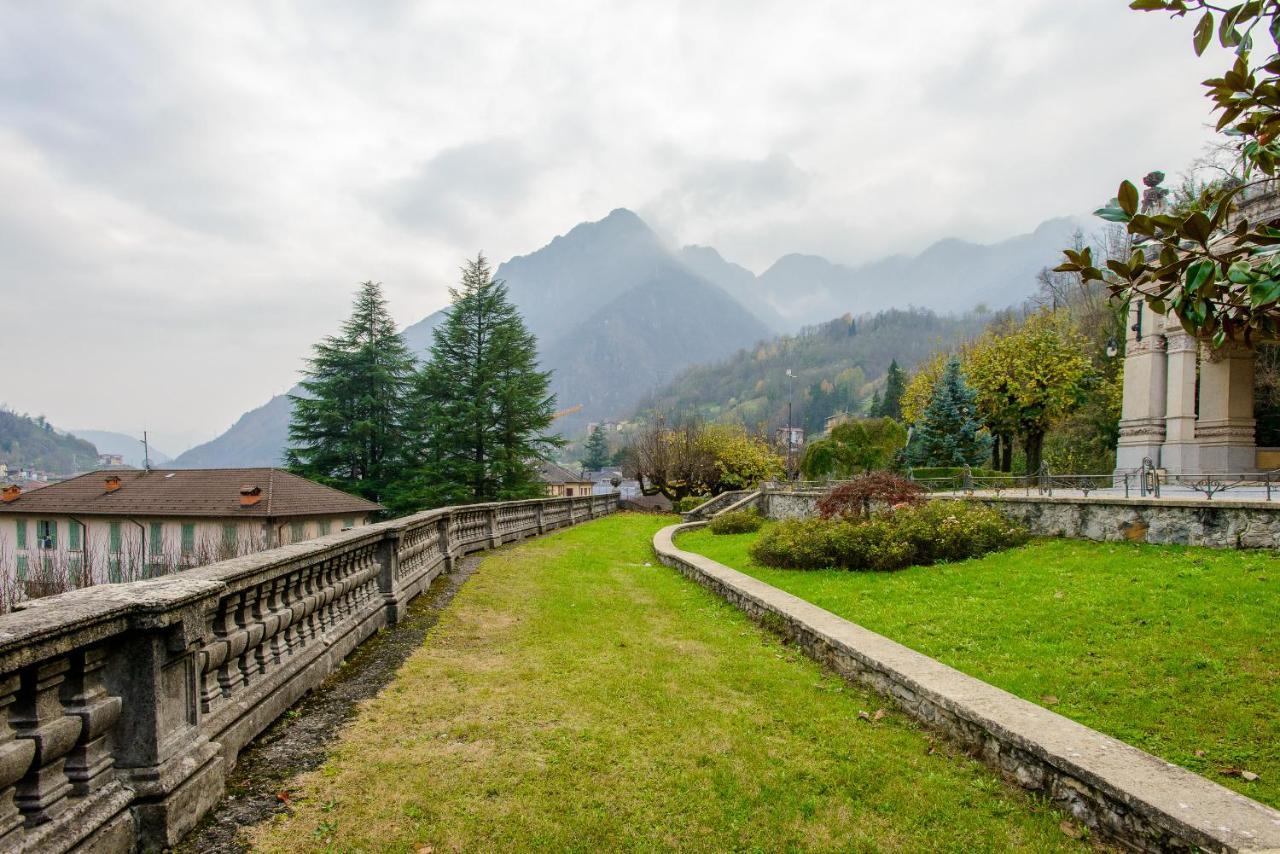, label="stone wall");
[0,493,616,853]
[754,488,1280,550]
[946,494,1280,549]
[654,522,1280,853]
